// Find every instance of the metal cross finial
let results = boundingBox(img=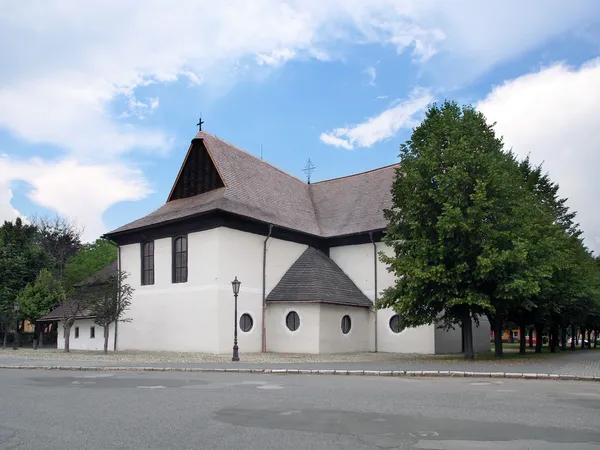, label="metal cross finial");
[196,117,204,131]
[303,158,316,184]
